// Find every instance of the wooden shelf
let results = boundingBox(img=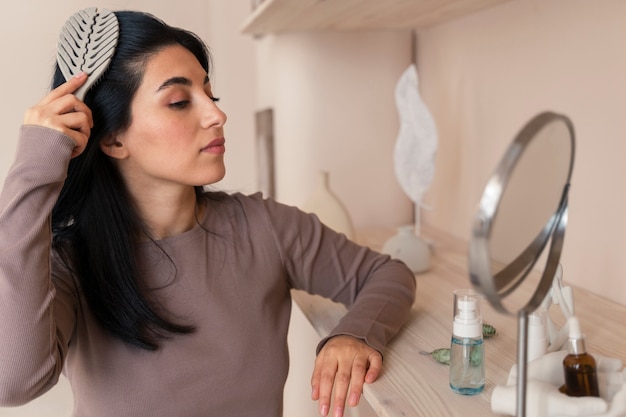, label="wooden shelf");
[242,0,511,35]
